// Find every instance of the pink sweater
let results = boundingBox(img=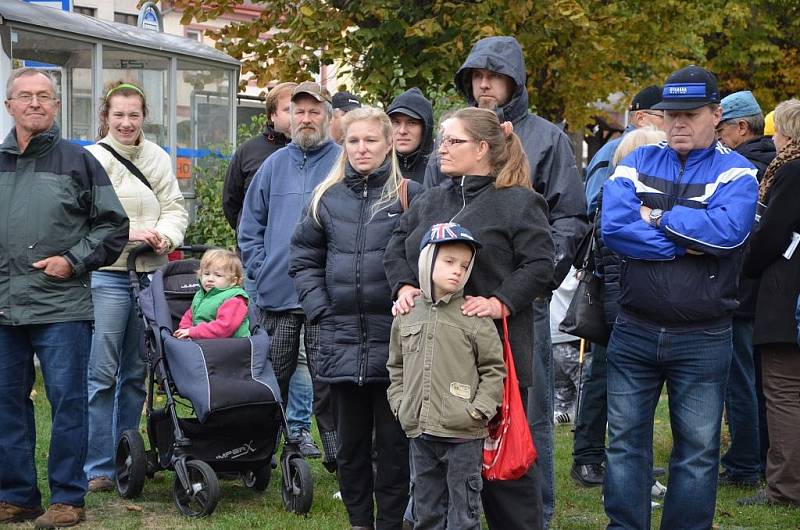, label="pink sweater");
[177,296,248,339]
